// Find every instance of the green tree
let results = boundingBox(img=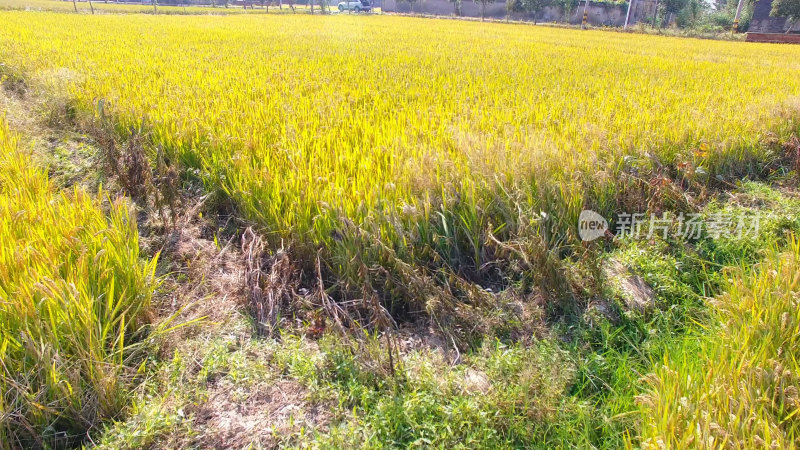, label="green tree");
[560,0,579,18]
[661,0,688,25]
[476,0,496,20]
[772,0,800,32]
[676,0,704,27]
[450,0,463,15]
[521,0,550,23]
[505,0,522,21]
